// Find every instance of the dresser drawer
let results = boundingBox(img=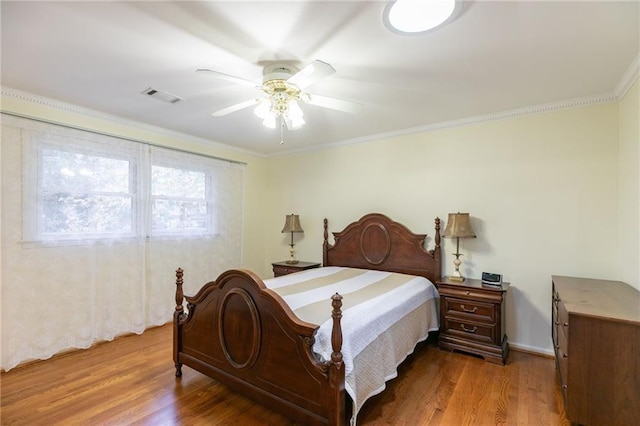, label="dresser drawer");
[443,317,495,344]
[552,291,559,347]
[557,300,569,338]
[557,325,569,385]
[443,297,495,323]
